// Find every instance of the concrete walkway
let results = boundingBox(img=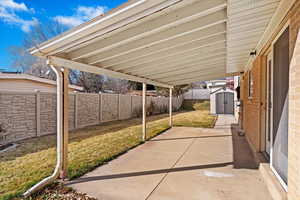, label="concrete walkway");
[68,115,272,200]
